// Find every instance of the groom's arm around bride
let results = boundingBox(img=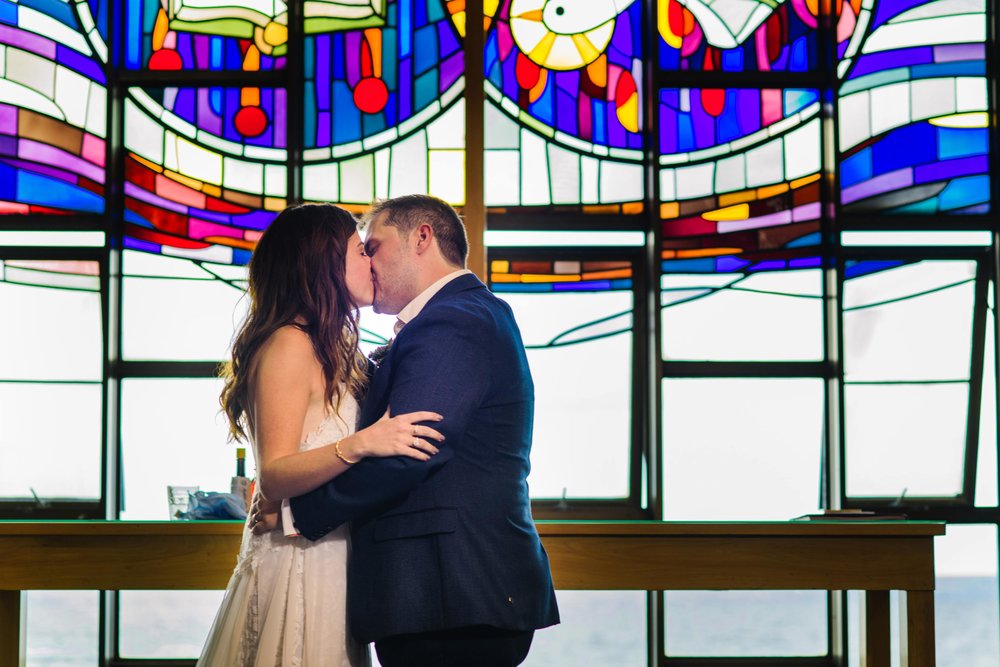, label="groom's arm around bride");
[289,195,559,667]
